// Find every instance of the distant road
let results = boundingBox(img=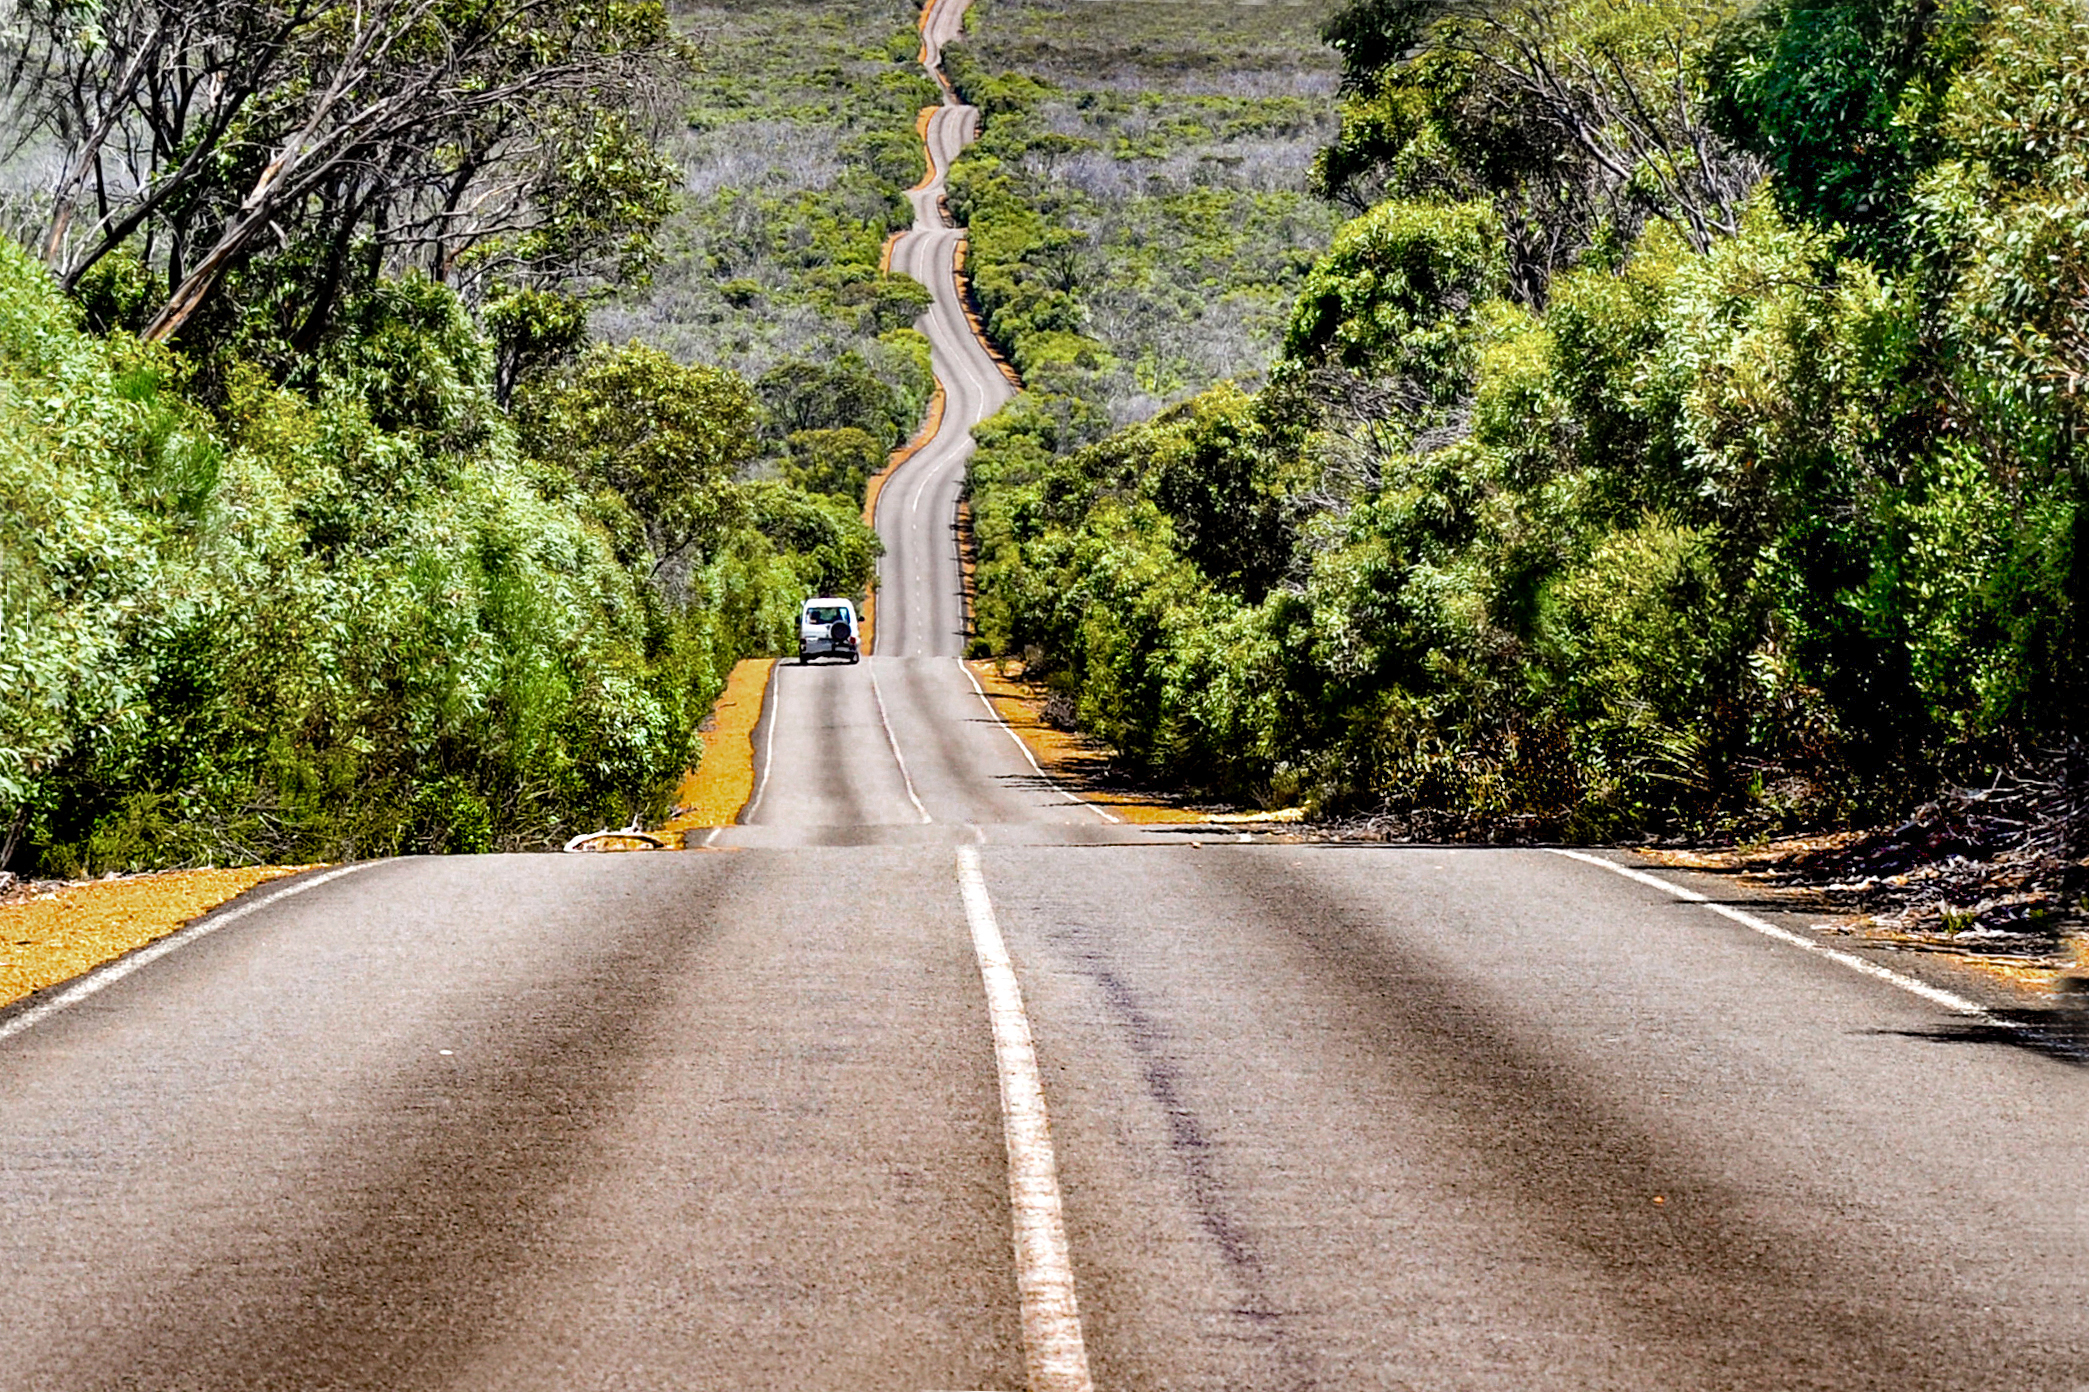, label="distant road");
[876,0,1010,665]
[4,0,2089,1386]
